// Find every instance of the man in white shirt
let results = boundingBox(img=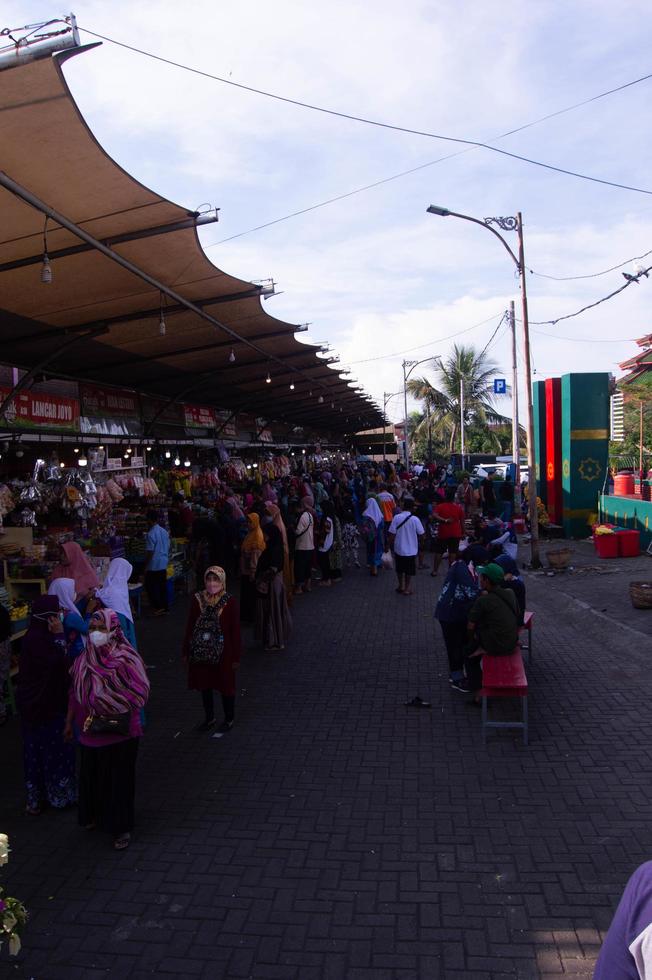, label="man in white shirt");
[293,499,315,594]
[388,497,425,595]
